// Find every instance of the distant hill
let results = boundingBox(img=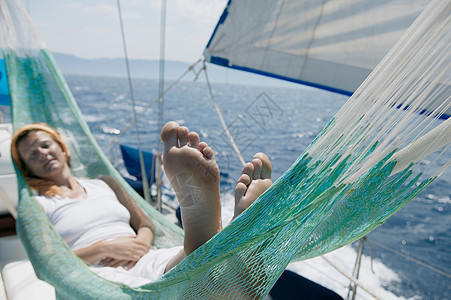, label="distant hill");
[52,53,298,87]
